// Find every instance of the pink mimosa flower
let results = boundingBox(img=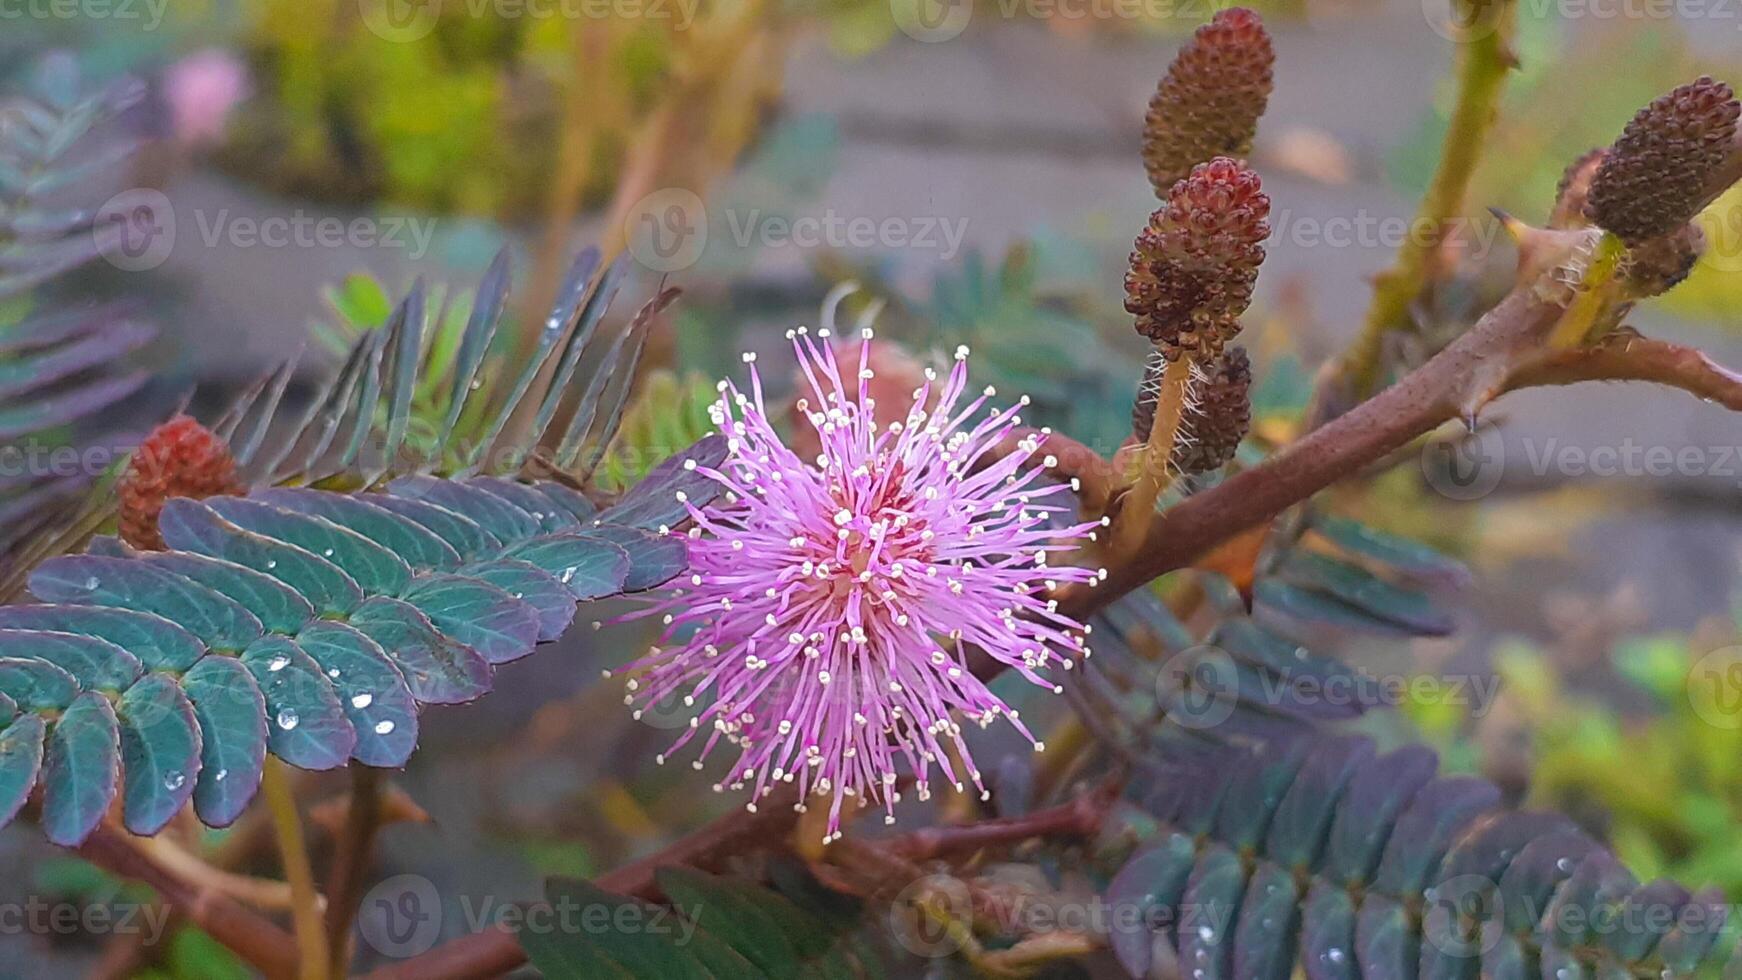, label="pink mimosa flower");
[624,326,1103,840]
